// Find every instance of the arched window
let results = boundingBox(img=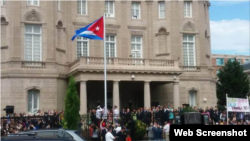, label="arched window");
[28,89,40,113]
[189,90,196,107]
[156,28,168,55]
[56,20,66,62]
